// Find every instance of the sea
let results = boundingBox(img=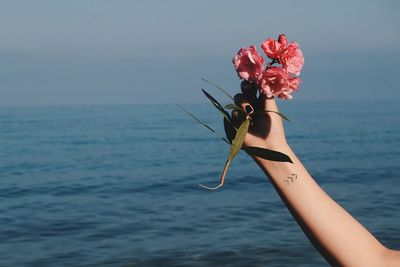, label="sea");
[0,100,399,267]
